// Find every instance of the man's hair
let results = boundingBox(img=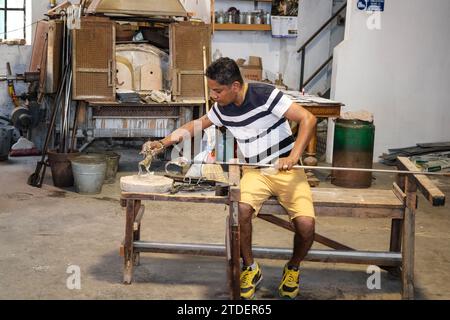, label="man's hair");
[206,57,244,86]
